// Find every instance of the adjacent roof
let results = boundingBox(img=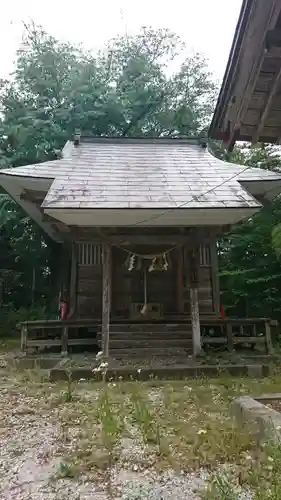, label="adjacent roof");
[1,137,281,235]
[209,0,281,148]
